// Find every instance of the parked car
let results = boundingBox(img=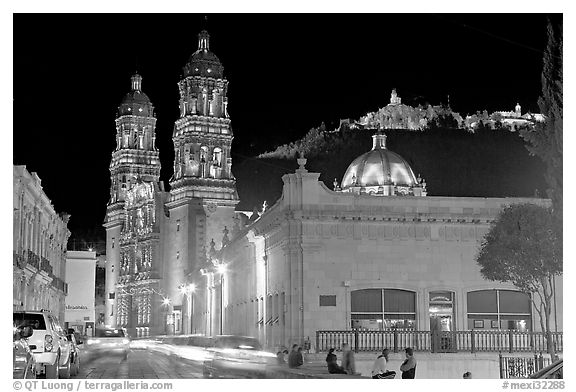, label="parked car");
[529,359,563,379]
[13,310,74,379]
[13,325,37,379]
[202,335,275,378]
[66,329,81,376]
[84,328,130,359]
